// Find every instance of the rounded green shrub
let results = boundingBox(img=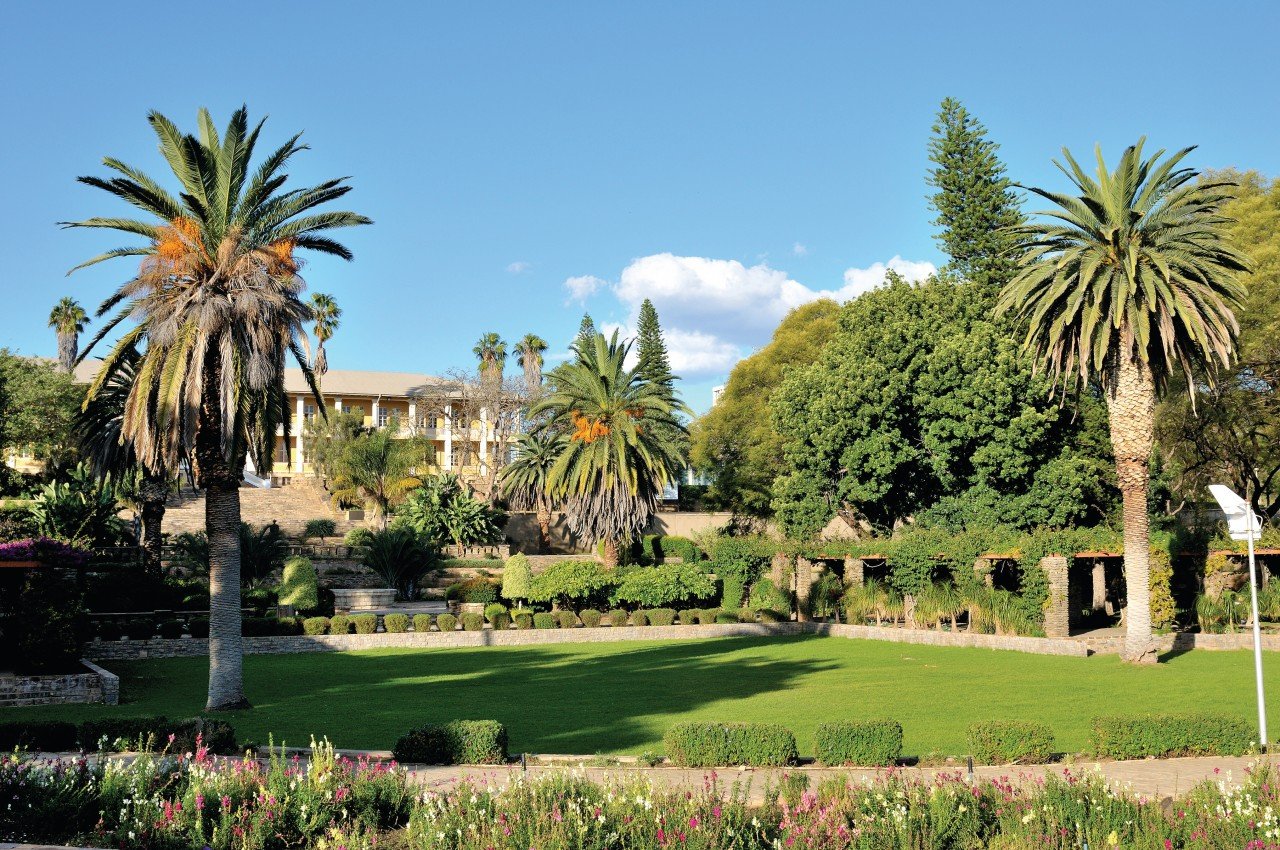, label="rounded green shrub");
[514,613,534,630]
[490,612,511,630]
[579,609,602,628]
[353,613,378,634]
[412,613,433,632]
[533,612,556,629]
[278,556,320,612]
[631,610,650,627]
[344,527,373,547]
[664,722,797,767]
[384,613,409,633]
[484,602,509,622]
[608,610,629,627]
[967,720,1055,764]
[157,619,183,639]
[678,609,701,626]
[501,553,533,604]
[460,612,484,631]
[815,720,904,766]
[187,617,210,639]
[736,608,757,623]
[696,609,718,625]
[392,719,508,765]
[648,608,676,626]
[328,614,353,635]
[302,616,330,636]
[556,610,578,629]
[436,613,458,632]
